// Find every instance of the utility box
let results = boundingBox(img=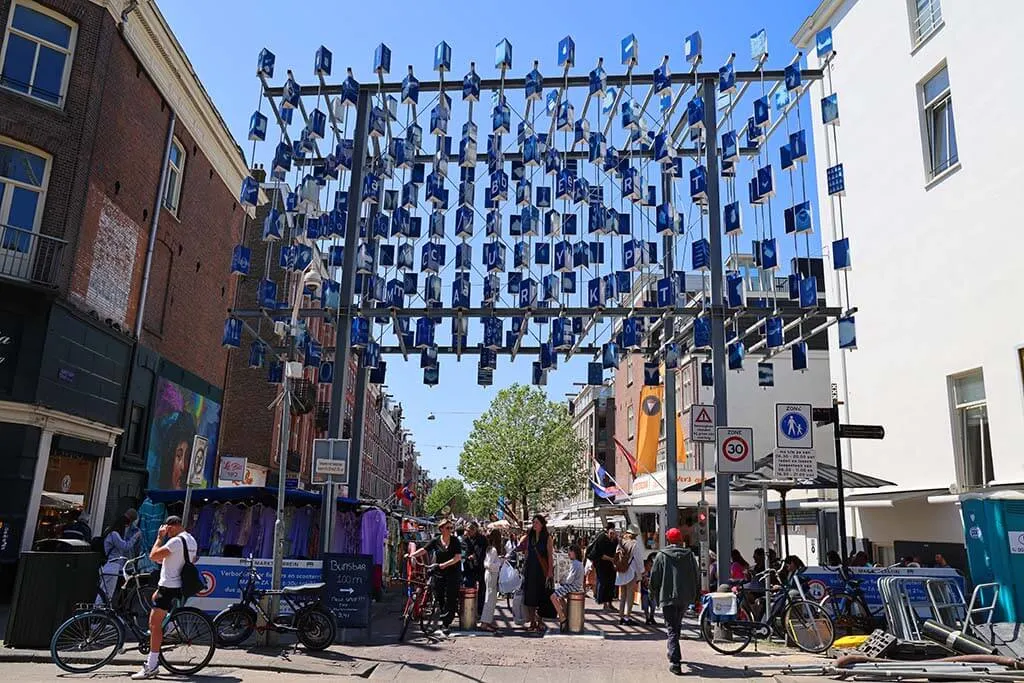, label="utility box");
[5,550,103,648]
[961,494,1024,623]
